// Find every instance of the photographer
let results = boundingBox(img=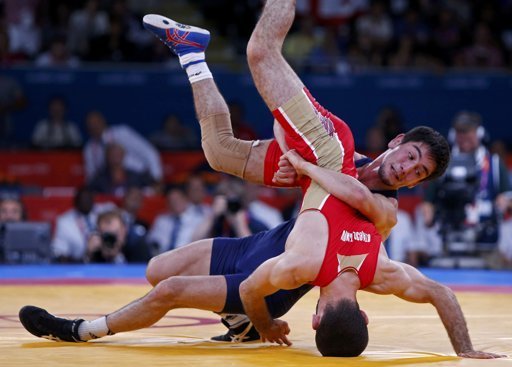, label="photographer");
[414,111,511,266]
[191,177,268,240]
[86,210,150,263]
